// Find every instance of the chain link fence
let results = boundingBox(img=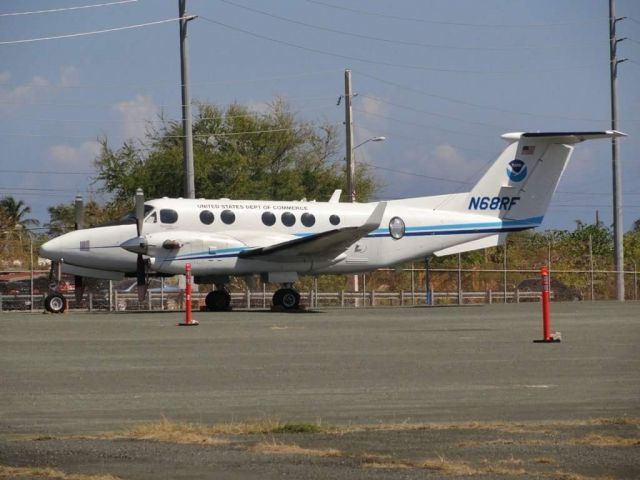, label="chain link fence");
[1,264,637,312]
